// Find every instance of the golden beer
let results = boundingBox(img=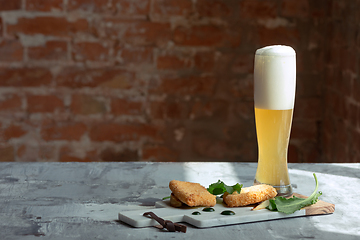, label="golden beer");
[254,108,293,188]
[253,45,296,196]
